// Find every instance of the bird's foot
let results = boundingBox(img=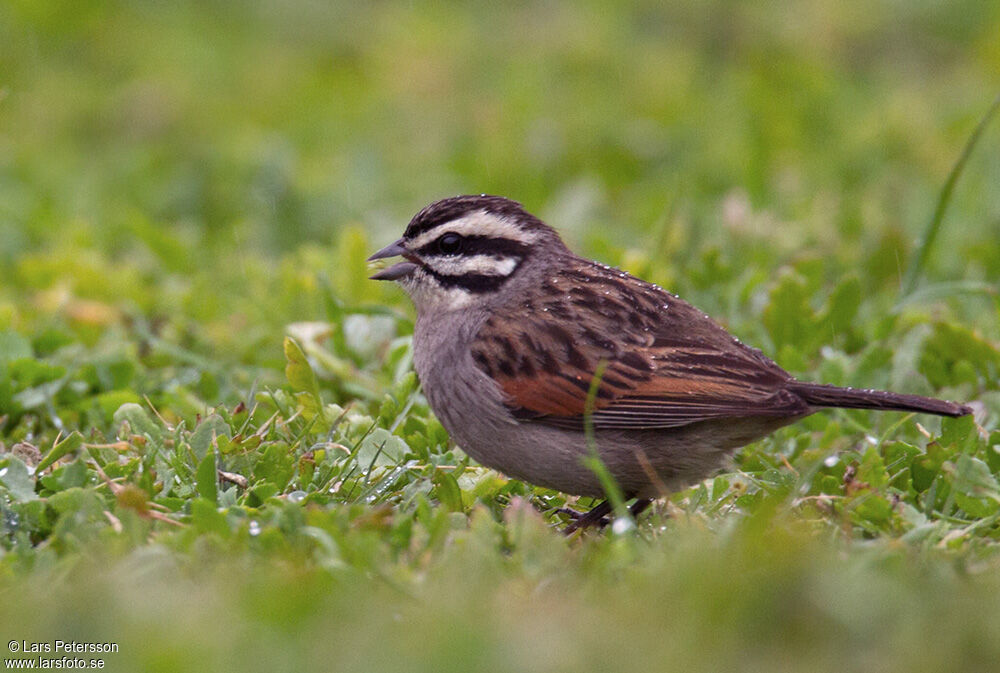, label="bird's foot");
[558,499,652,535]
[556,504,611,531]
[561,500,613,534]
